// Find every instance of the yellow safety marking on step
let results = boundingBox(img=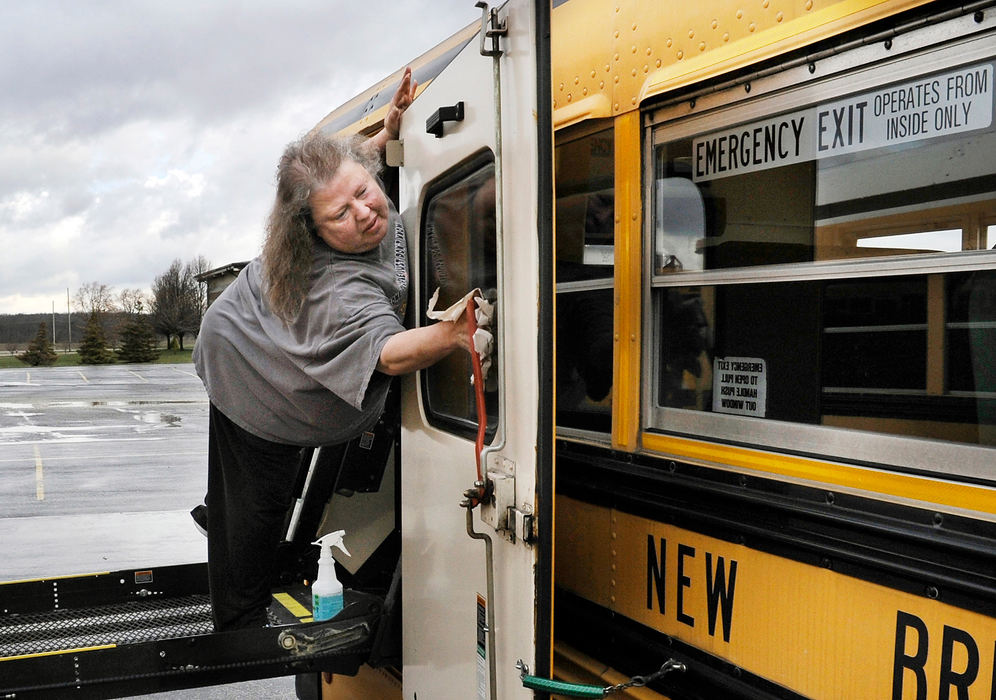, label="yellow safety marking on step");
[0,644,117,663]
[273,591,313,622]
[0,571,112,585]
